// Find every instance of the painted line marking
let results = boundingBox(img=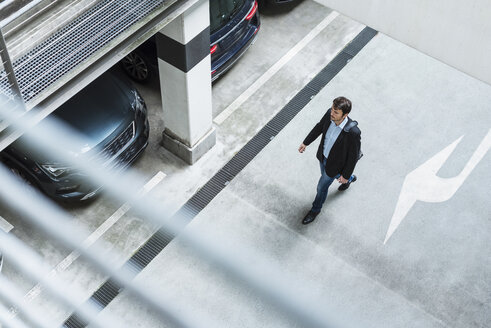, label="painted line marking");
[384,129,491,244]
[213,11,340,125]
[19,171,166,306]
[0,215,13,233]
